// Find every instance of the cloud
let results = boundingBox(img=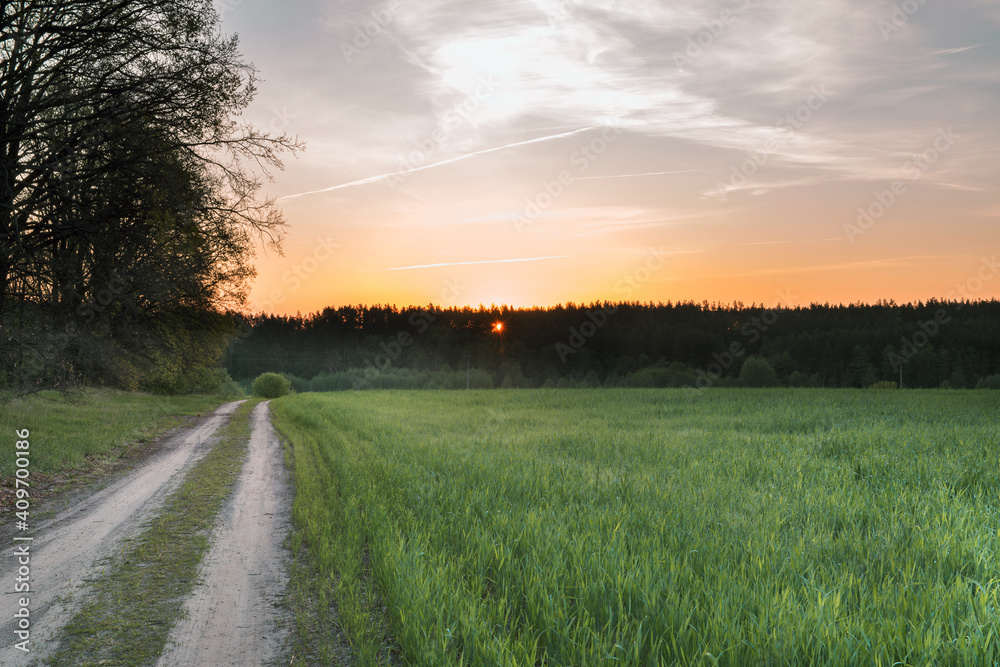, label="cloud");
[228,0,1000,310]
[734,238,846,247]
[573,169,703,180]
[385,255,574,271]
[374,0,884,186]
[280,0,997,203]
